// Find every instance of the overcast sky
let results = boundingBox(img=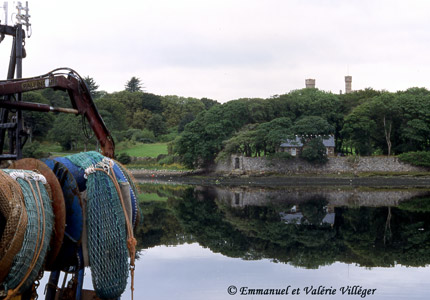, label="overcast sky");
[2,0,430,102]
